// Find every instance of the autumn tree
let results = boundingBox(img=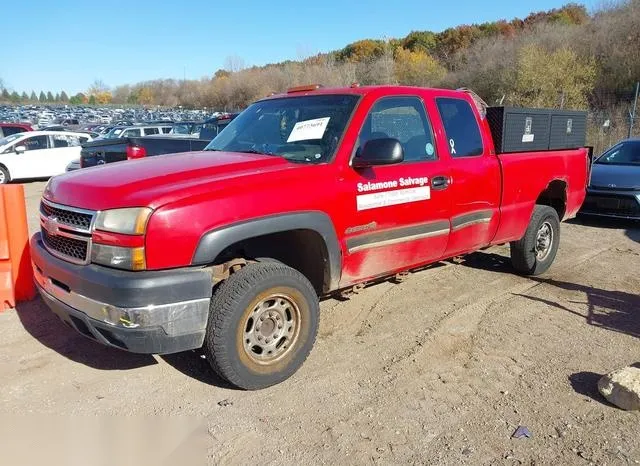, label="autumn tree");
[508,45,596,109]
[394,48,447,86]
[137,87,154,105]
[337,39,386,63]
